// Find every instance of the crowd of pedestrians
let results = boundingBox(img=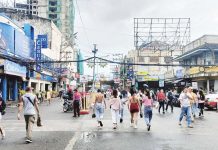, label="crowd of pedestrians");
[90,86,206,131]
